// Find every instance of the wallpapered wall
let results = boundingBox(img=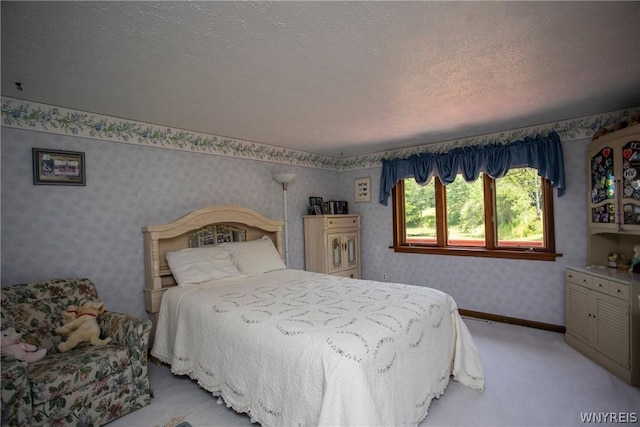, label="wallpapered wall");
[350,136,588,326]
[1,125,588,326]
[3,93,619,325]
[0,127,345,318]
